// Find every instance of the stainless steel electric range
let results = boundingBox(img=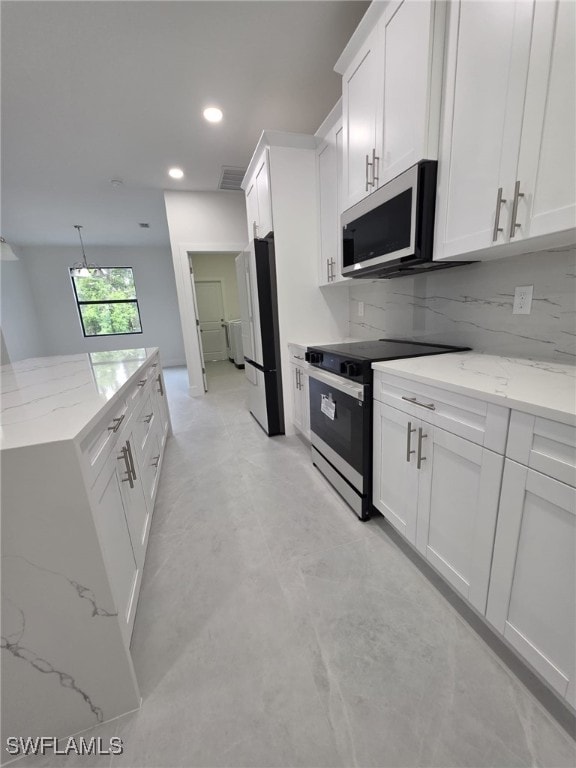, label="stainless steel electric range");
[305,339,469,520]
